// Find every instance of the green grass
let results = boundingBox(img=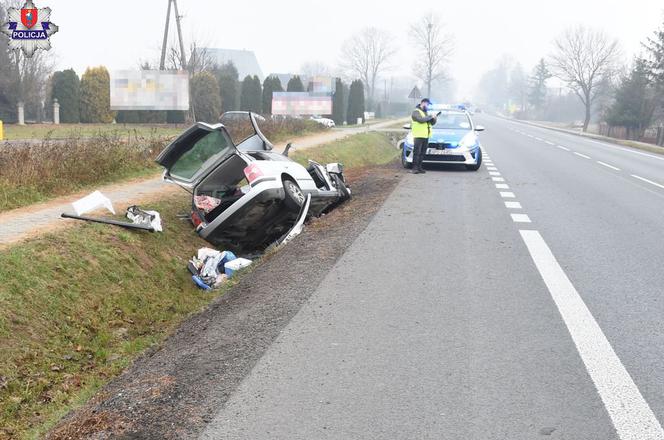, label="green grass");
[291,132,399,168]
[1,123,185,141]
[0,195,224,439]
[0,130,398,439]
